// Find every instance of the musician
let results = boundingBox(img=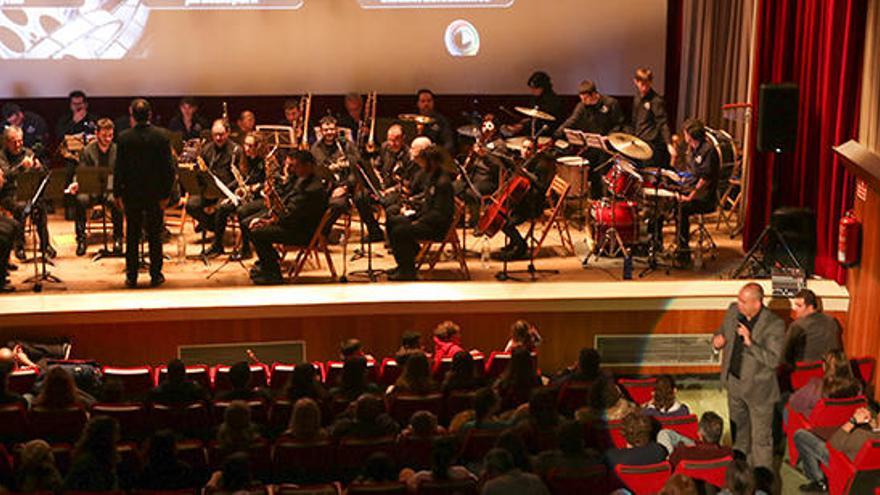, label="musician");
[168,97,209,141]
[55,90,97,139]
[454,117,511,223]
[0,211,16,292]
[2,103,48,158]
[70,118,124,256]
[675,119,720,265]
[0,126,53,260]
[377,125,412,187]
[383,136,432,222]
[505,72,566,136]
[206,132,265,258]
[631,67,673,169]
[236,149,292,261]
[249,150,328,285]
[556,80,626,198]
[113,99,176,288]
[387,144,455,281]
[230,110,256,145]
[281,98,307,144]
[310,116,363,238]
[186,120,240,249]
[337,93,365,144]
[499,143,556,261]
[416,89,455,152]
